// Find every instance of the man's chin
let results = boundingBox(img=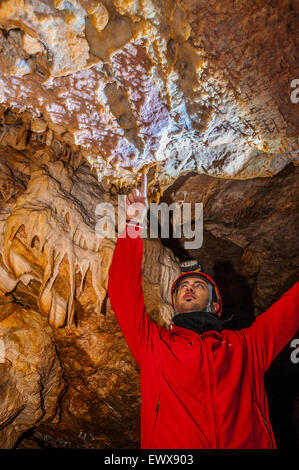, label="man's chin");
[179,302,202,314]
